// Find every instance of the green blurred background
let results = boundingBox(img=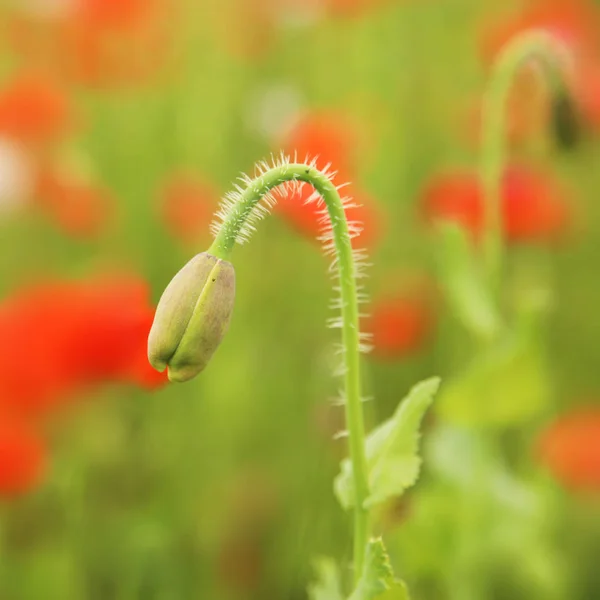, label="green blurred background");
[0,0,598,598]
